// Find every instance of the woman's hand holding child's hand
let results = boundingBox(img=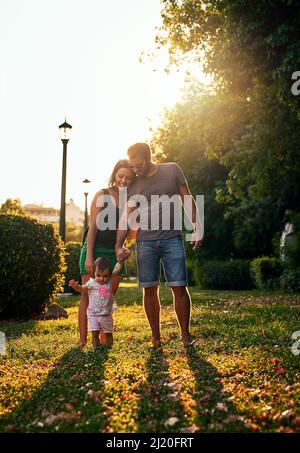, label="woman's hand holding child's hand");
[117,248,131,264]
